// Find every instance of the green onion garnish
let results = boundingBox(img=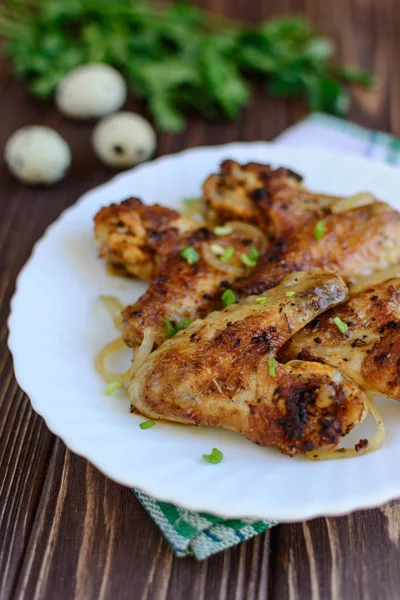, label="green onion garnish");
[183,197,200,207]
[268,358,277,378]
[105,380,124,396]
[314,220,326,240]
[240,253,256,268]
[241,246,260,268]
[165,317,177,337]
[333,316,348,334]
[140,419,156,429]
[202,447,224,464]
[247,247,260,261]
[176,318,192,331]
[180,246,200,264]
[285,291,296,297]
[221,289,236,306]
[220,247,235,263]
[214,225,232,236]
[210,243,225,255]
[255,297,268,305]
